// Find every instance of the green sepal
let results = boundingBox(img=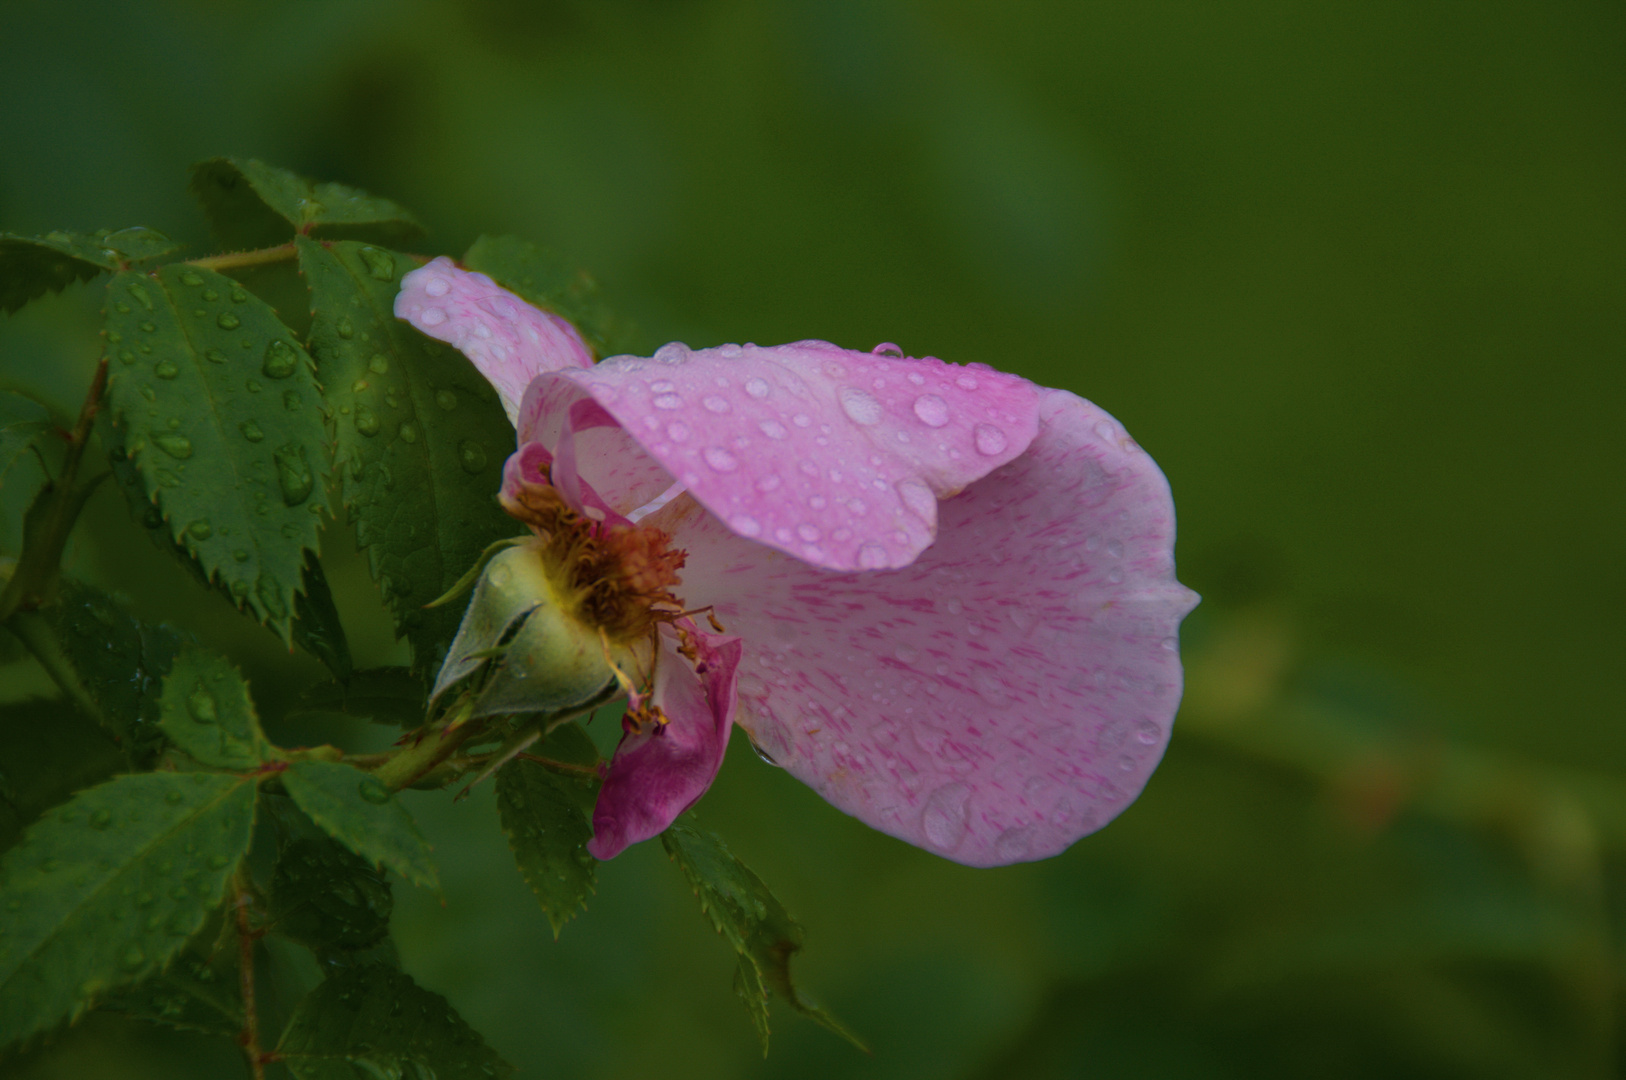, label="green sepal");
[190,159,424,250]
[0,771,256,1048]
[280,760,438,890]
[462,234,635,358]
[661,820,866,1055]
[1,228,177,314]
[298,237,516,670]
[295,667,427,728]
[157,645,276,770]
[495,728,600,937]
[275,964,513,1080]
[102,265,328,640]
